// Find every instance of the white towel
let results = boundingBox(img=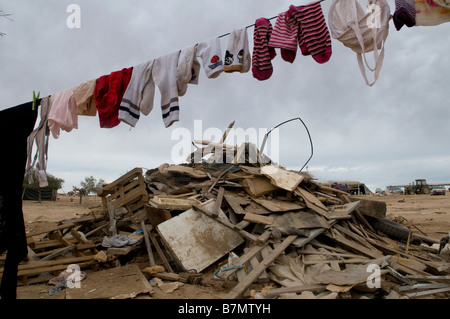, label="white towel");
[196,37,224,79]
[224,28,251,73]
[119,59,155,127]
[152,51,181,128]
